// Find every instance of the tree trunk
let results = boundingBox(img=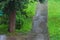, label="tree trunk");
[9,10,16,33]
